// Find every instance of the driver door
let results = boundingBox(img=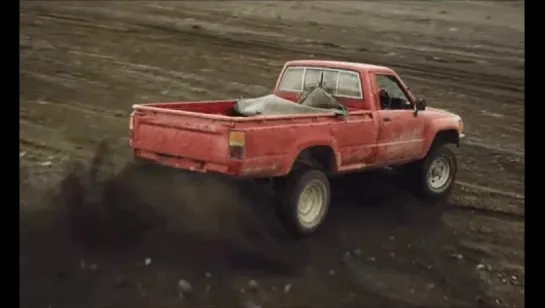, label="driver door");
[372,73,425,164]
